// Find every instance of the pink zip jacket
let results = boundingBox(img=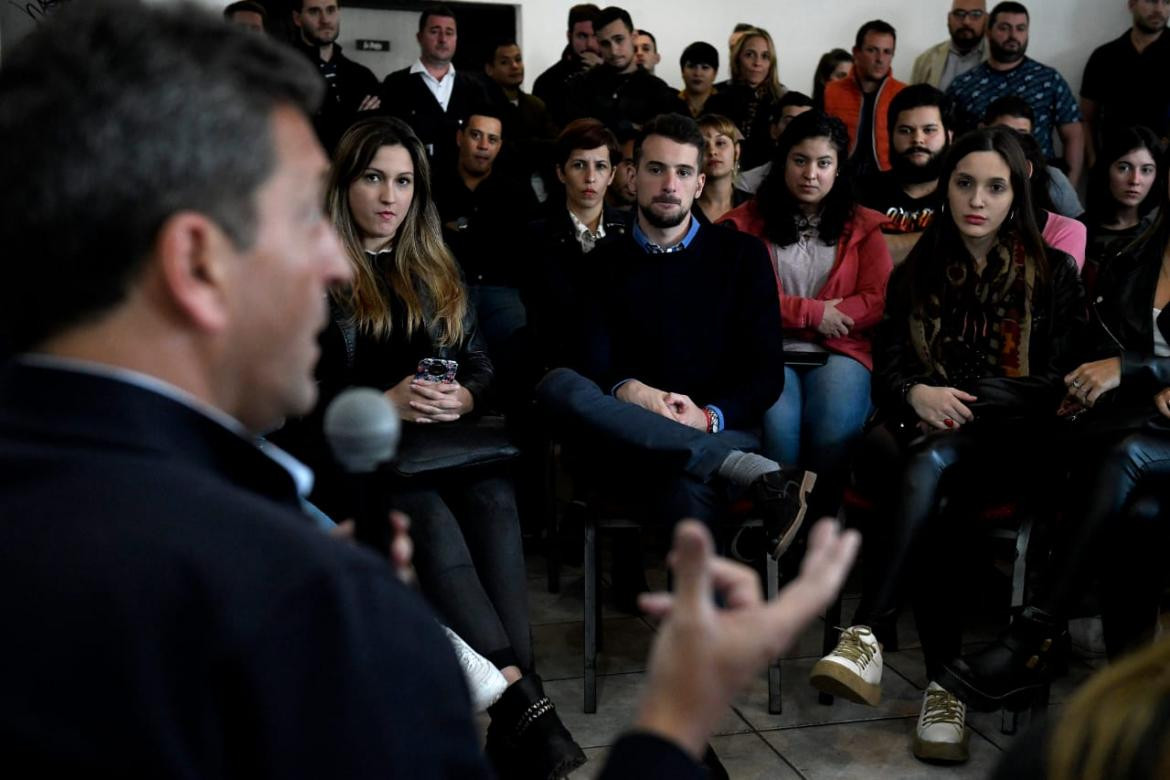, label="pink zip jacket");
[719,202,893,370]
